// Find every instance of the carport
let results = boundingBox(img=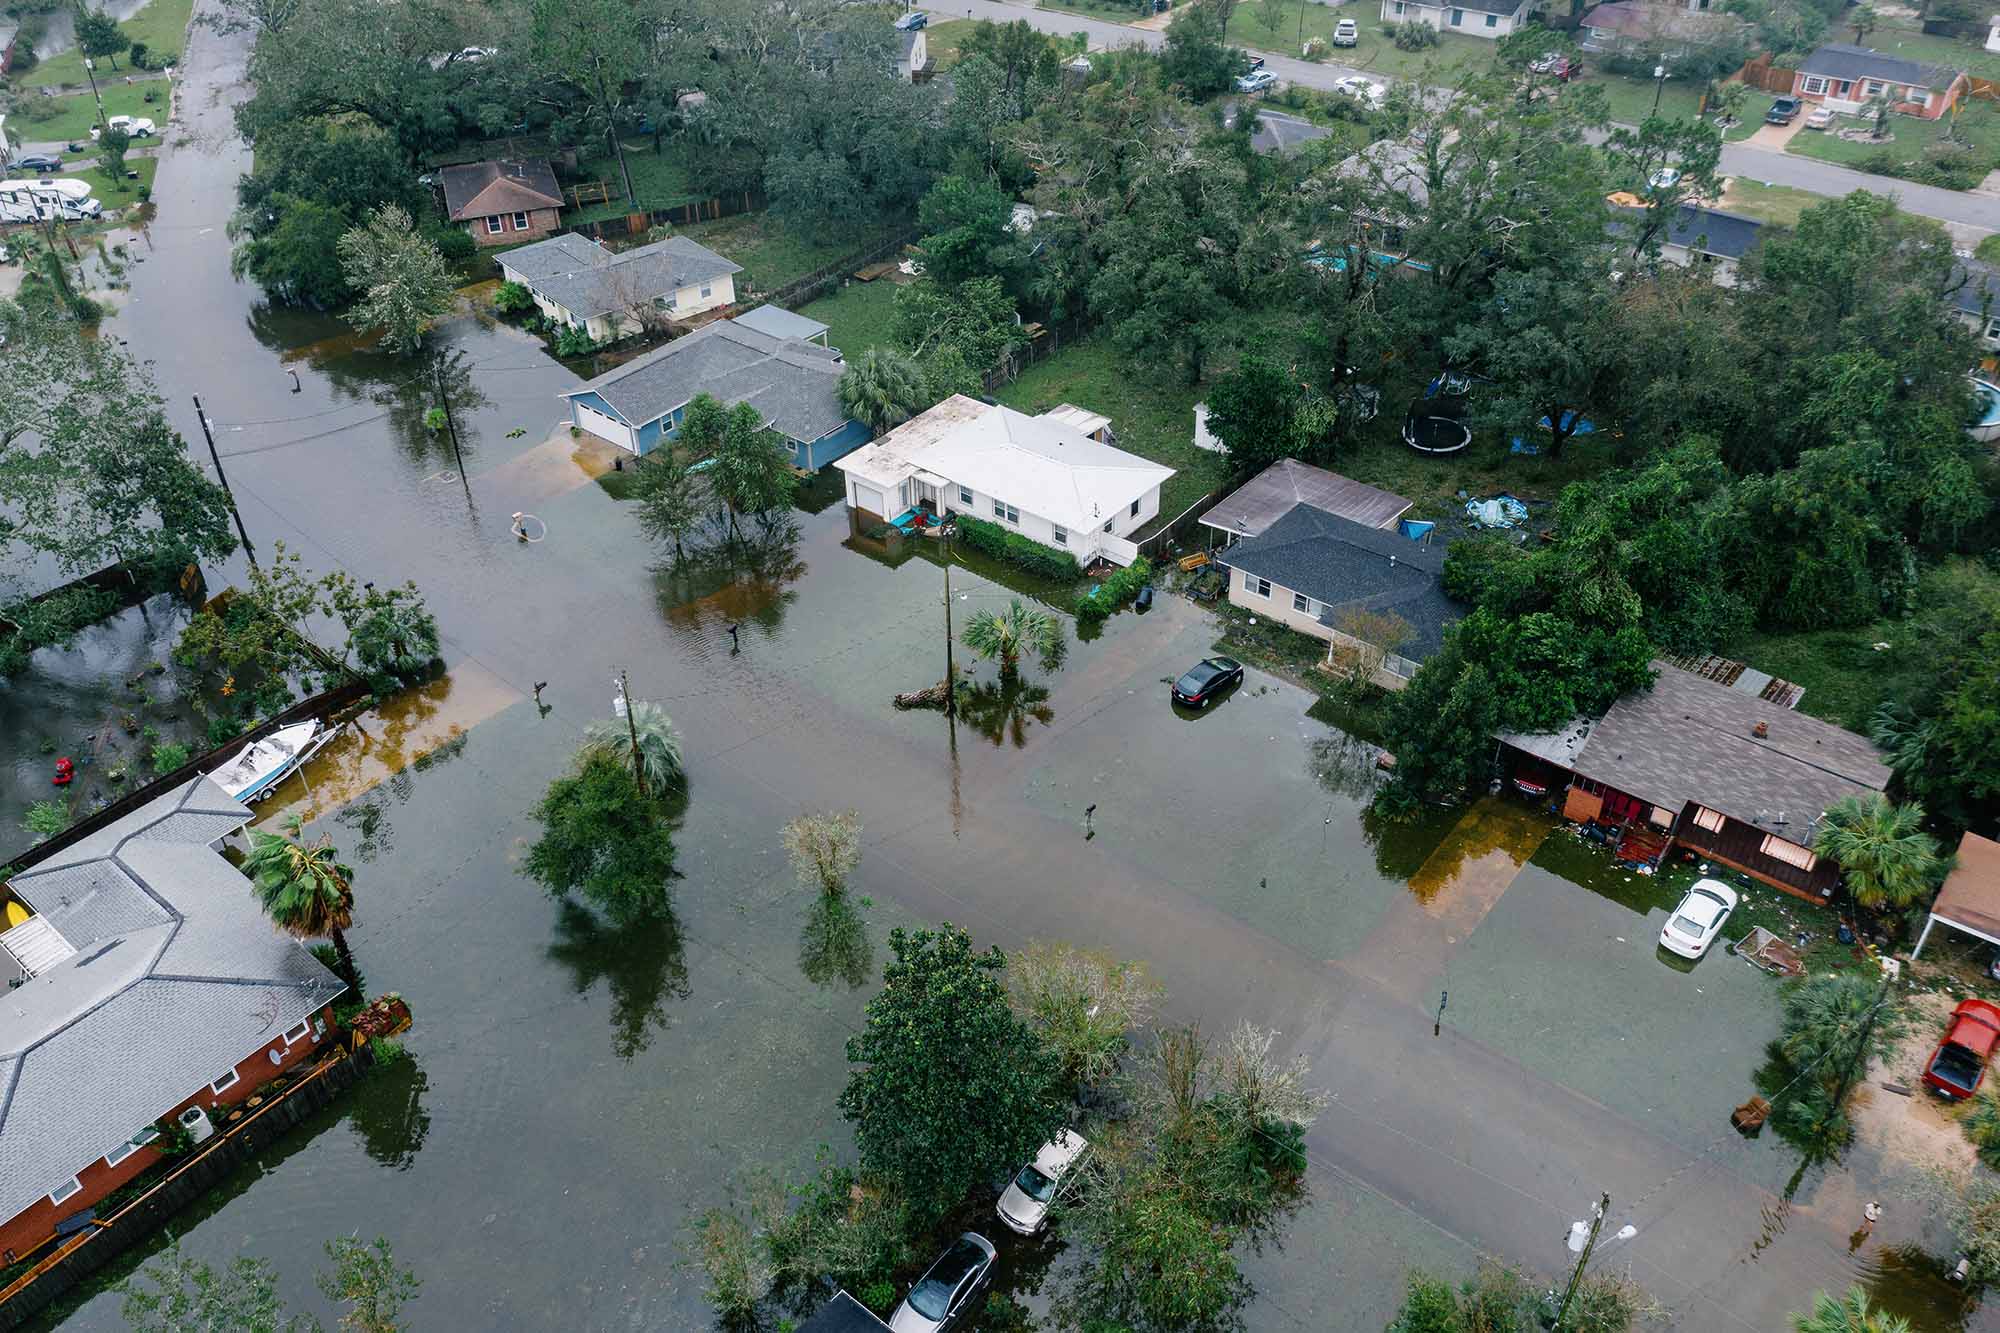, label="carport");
[1912,831,2000,958]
